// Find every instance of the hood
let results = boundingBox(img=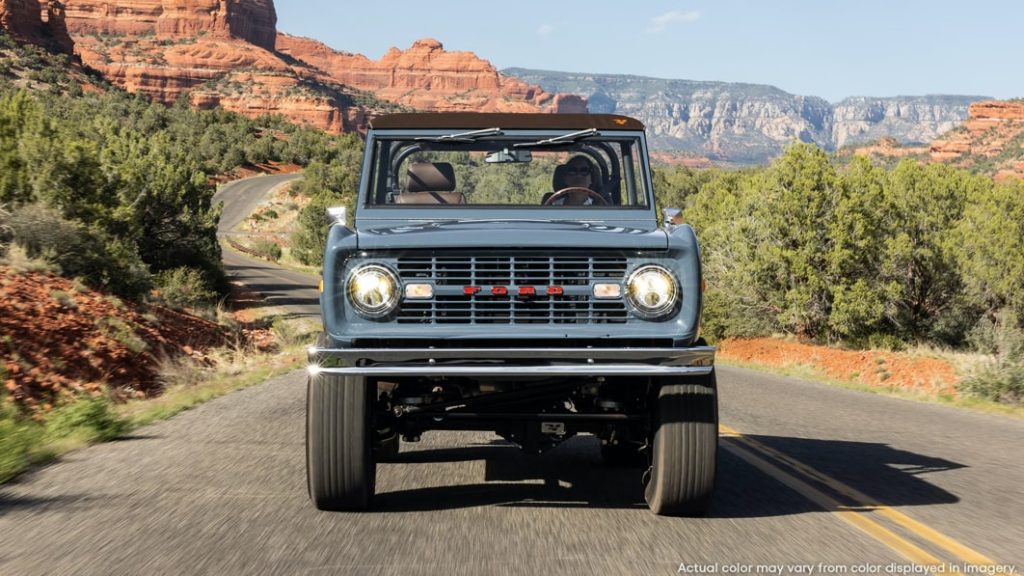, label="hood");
[356,220,668,251]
